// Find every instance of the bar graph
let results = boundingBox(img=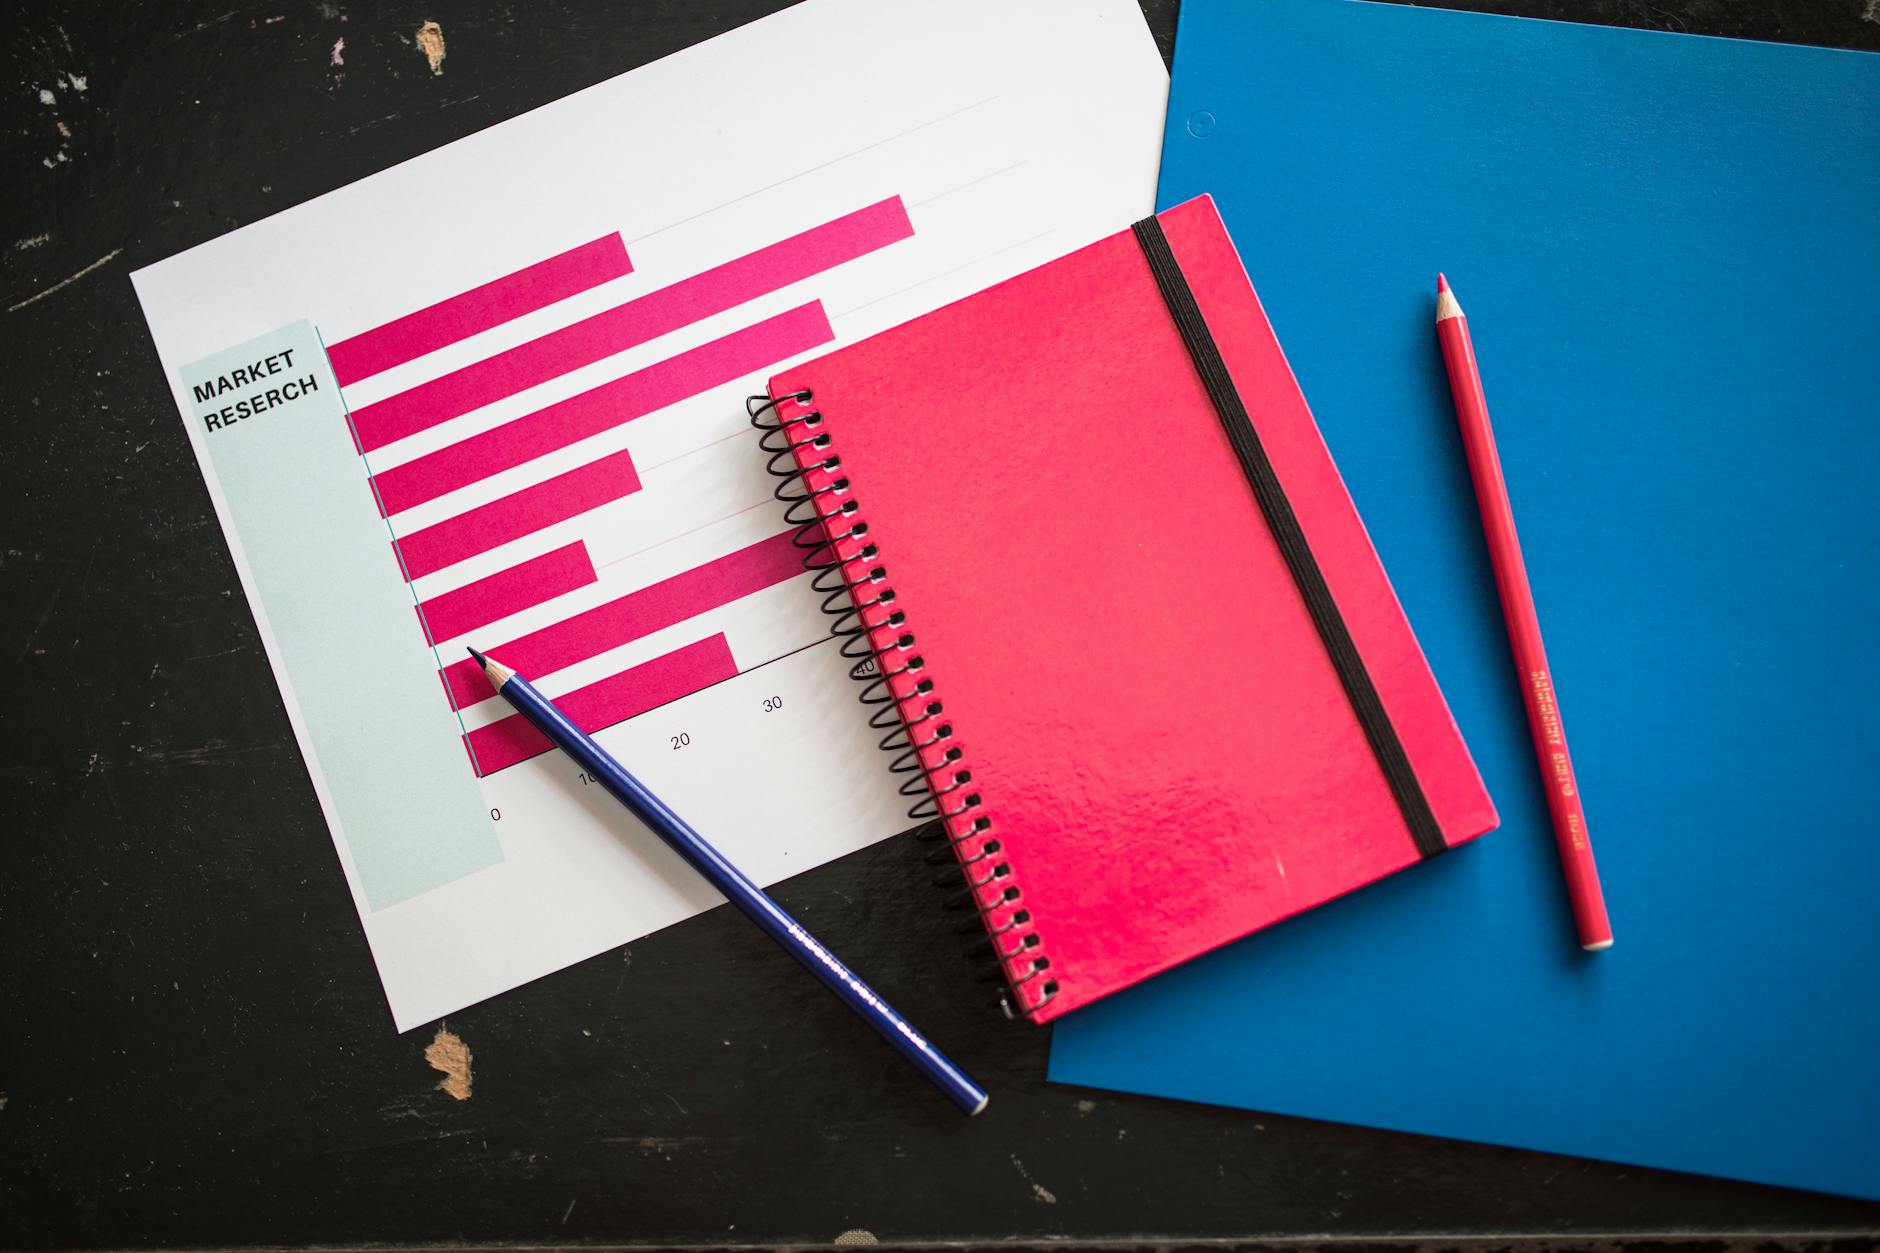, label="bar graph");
[368,302,831,516]
[415,541,597,645]
[348,197,912,452]
[391,446,643,580]
[438,529,805,710]
[463,635,741,775]
[327,235,634,386]
[331,196,915,778]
